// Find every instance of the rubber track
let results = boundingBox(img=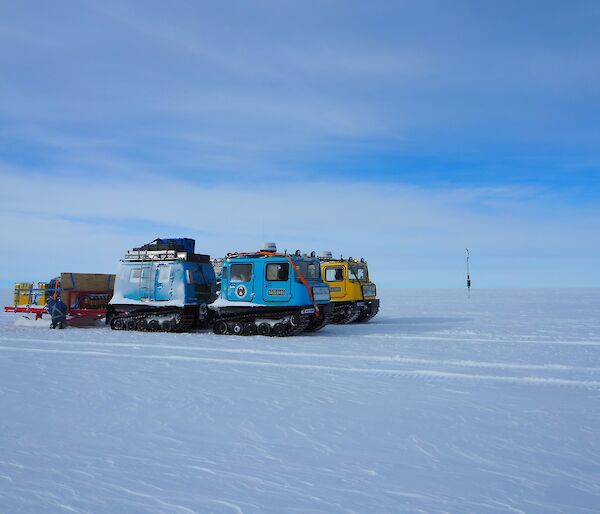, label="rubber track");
[215,309,314,337]
[110,310,194,333]
[276,313,312,337]
[304,308,333,333]
[354,301,380,323]
[332,304,361,325]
